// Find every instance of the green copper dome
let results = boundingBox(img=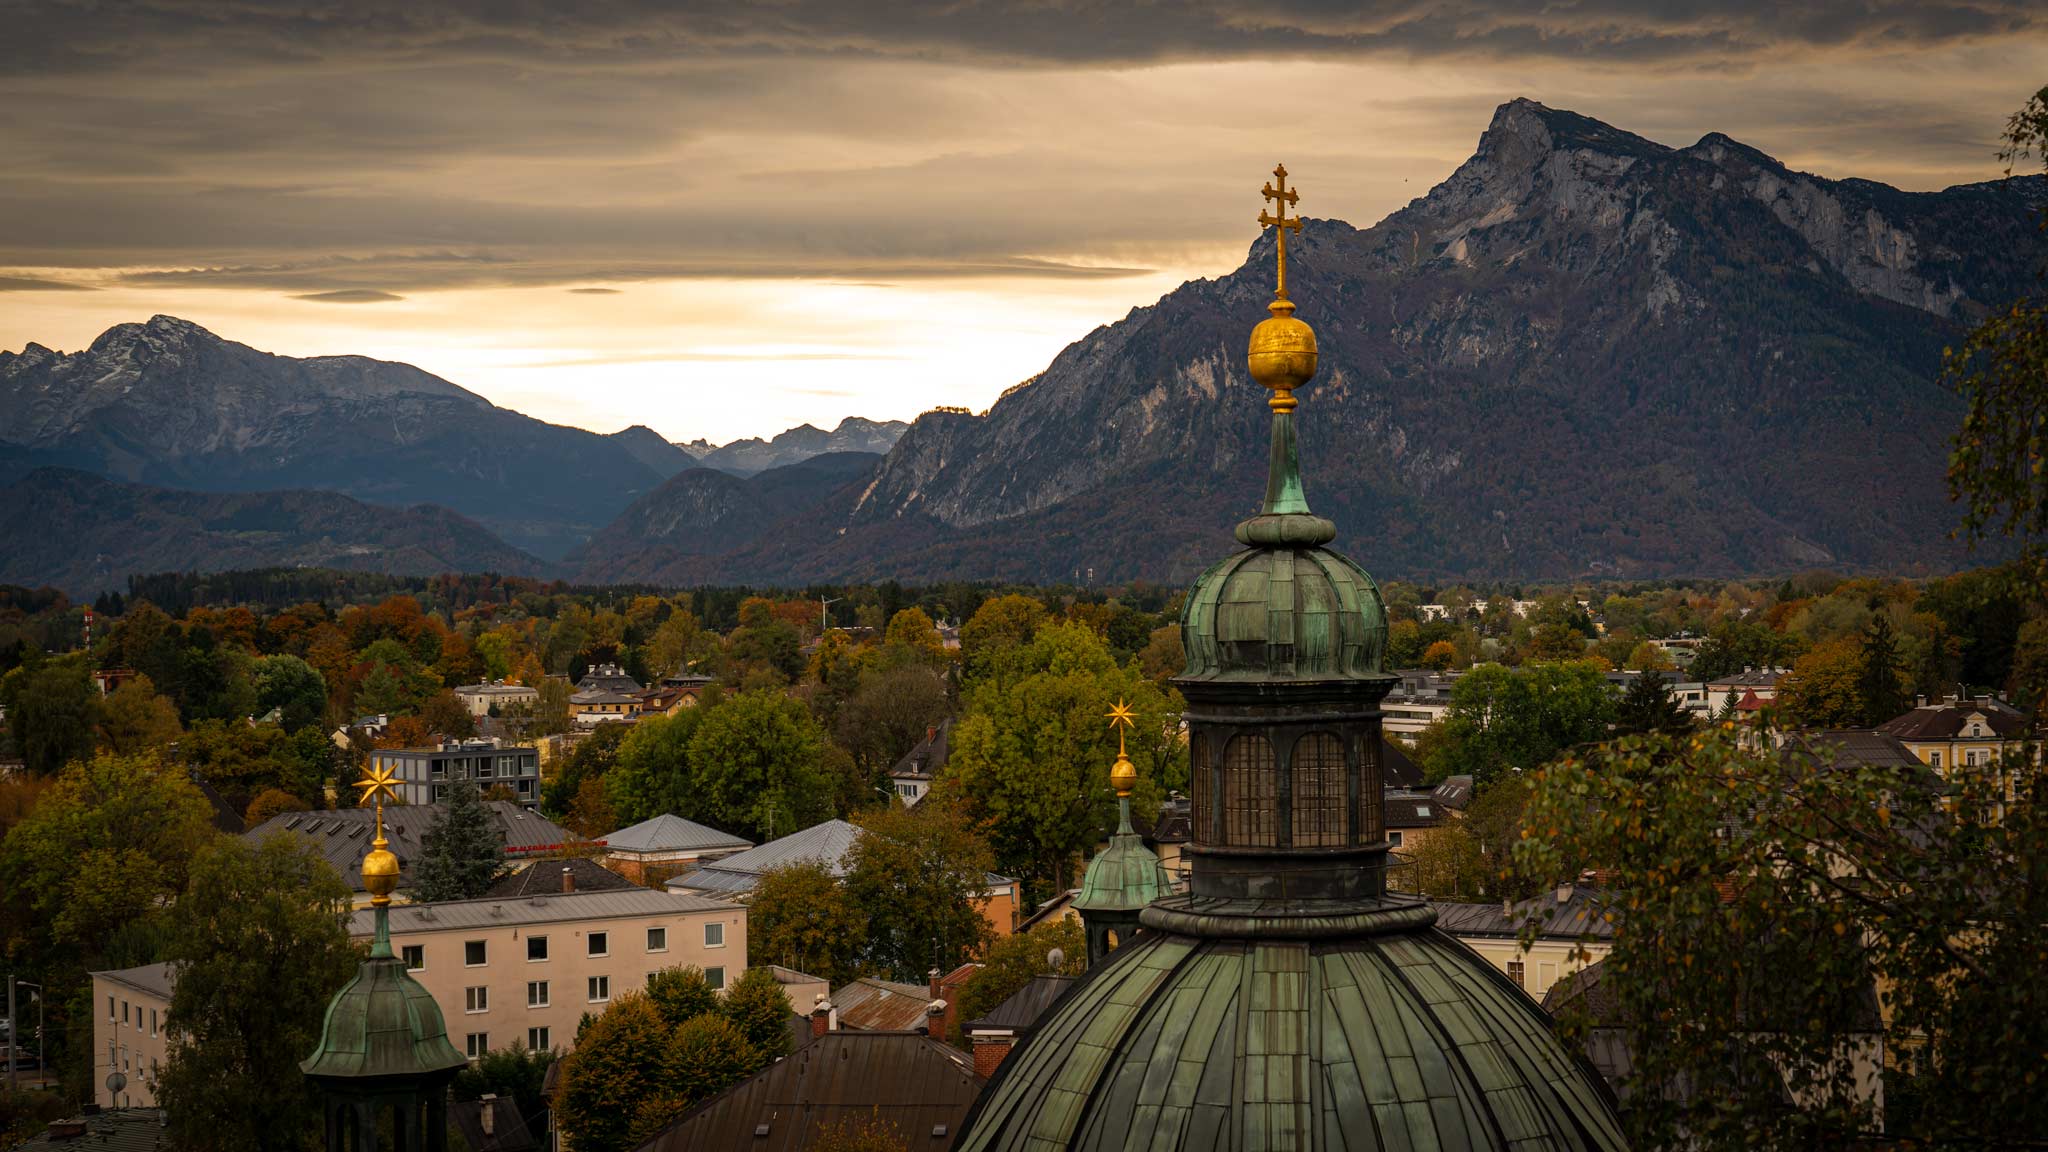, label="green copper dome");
[301,912,466,1081]
[1074,799,1173,914]
[1181,545,1388,682]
